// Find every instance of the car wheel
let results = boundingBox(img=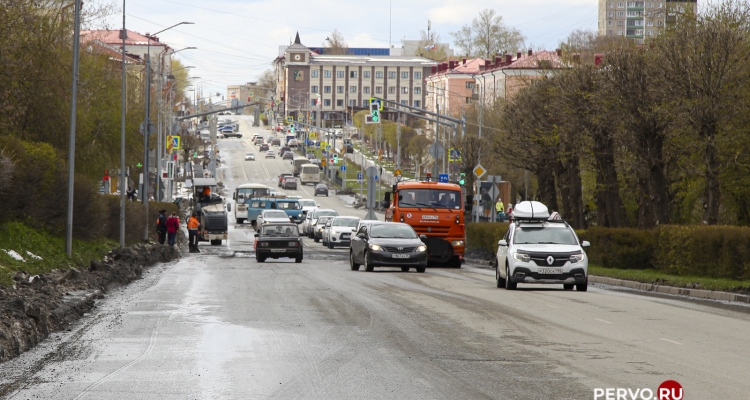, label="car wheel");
[401,266,410,272]
[496,261,505,288]
[256,255,266,263]
[364,252,374,272]
[237,218,245,224]
[576,279,588,292]
[416,266,426,273]
[505,264,517,290]
[314,235,319,243]
[328,241,334,249]
[563,284,574,290]
[295,253,303,263]
[350,251,360,271]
